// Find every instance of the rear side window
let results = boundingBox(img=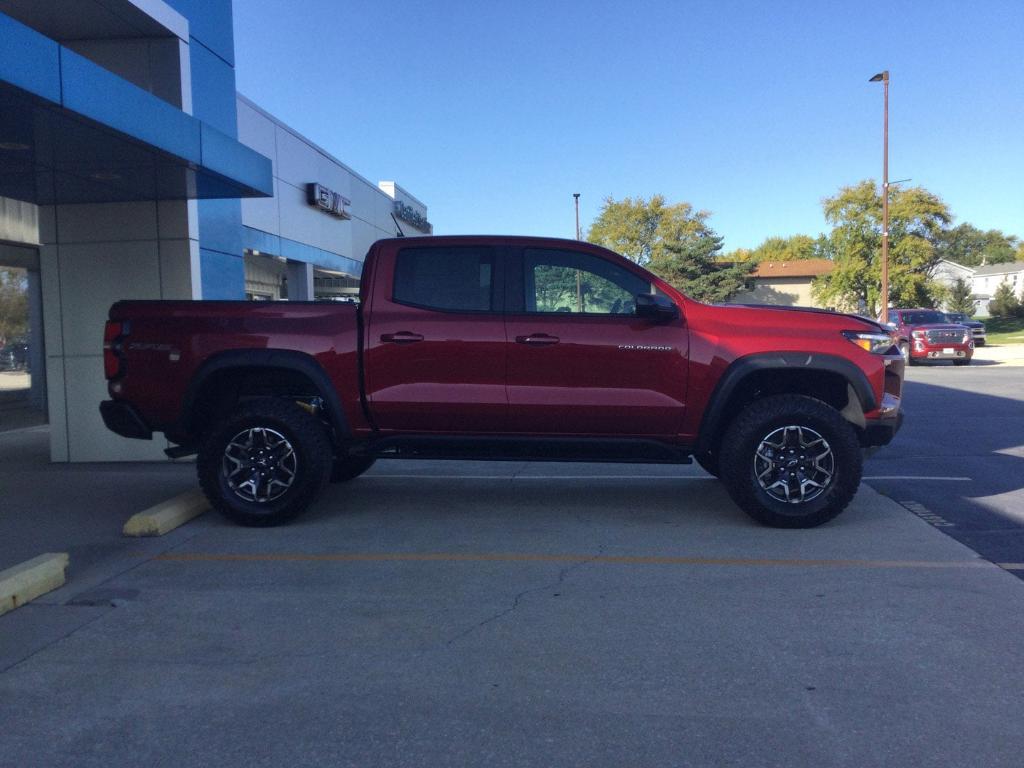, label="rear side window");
[393,247,494,312]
